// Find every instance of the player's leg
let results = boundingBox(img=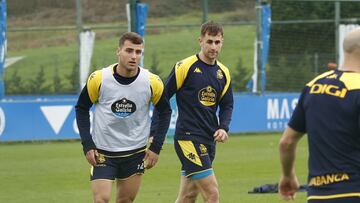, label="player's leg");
[90,153,117,203]
[193,173,219,203]
[91,179,113,203]
[175,175,199,203]
[174,140,216,203]
[115,174,142,203]
[196,141,219,202]
[114,151,145,203]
